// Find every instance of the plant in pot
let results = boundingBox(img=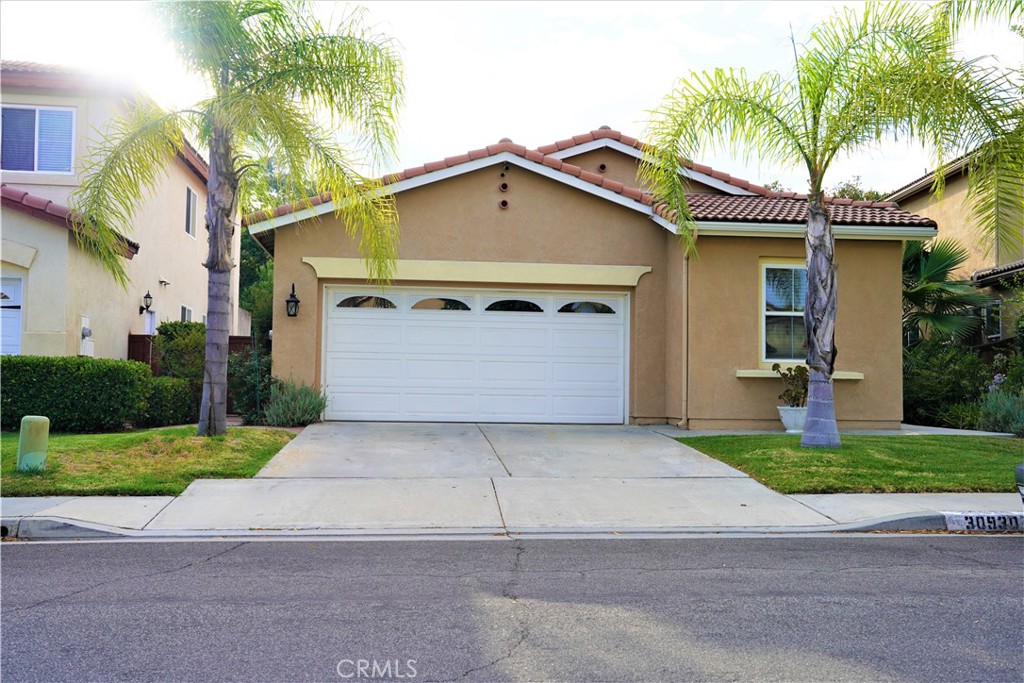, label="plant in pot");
[771,363,808,433]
